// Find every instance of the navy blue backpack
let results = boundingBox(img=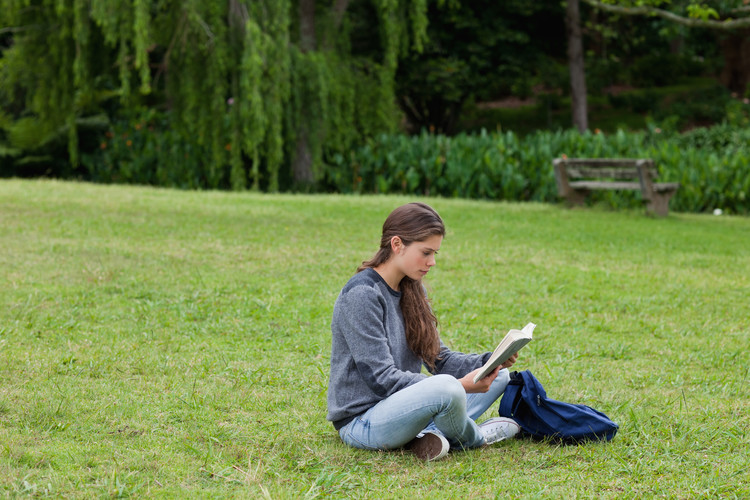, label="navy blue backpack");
[498,370,618,443]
